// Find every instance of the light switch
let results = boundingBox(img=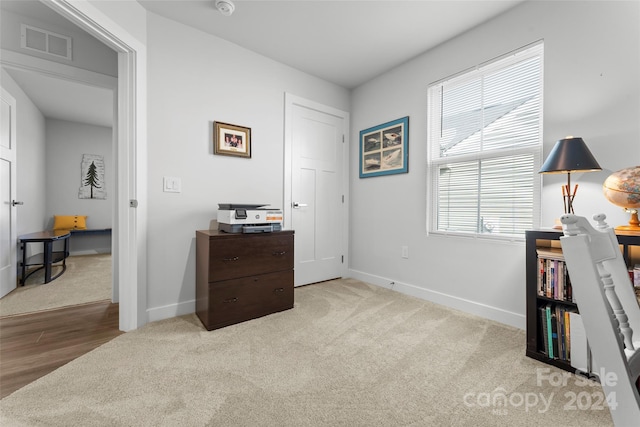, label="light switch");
[163,176,181,193]
[401,246,409,259]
